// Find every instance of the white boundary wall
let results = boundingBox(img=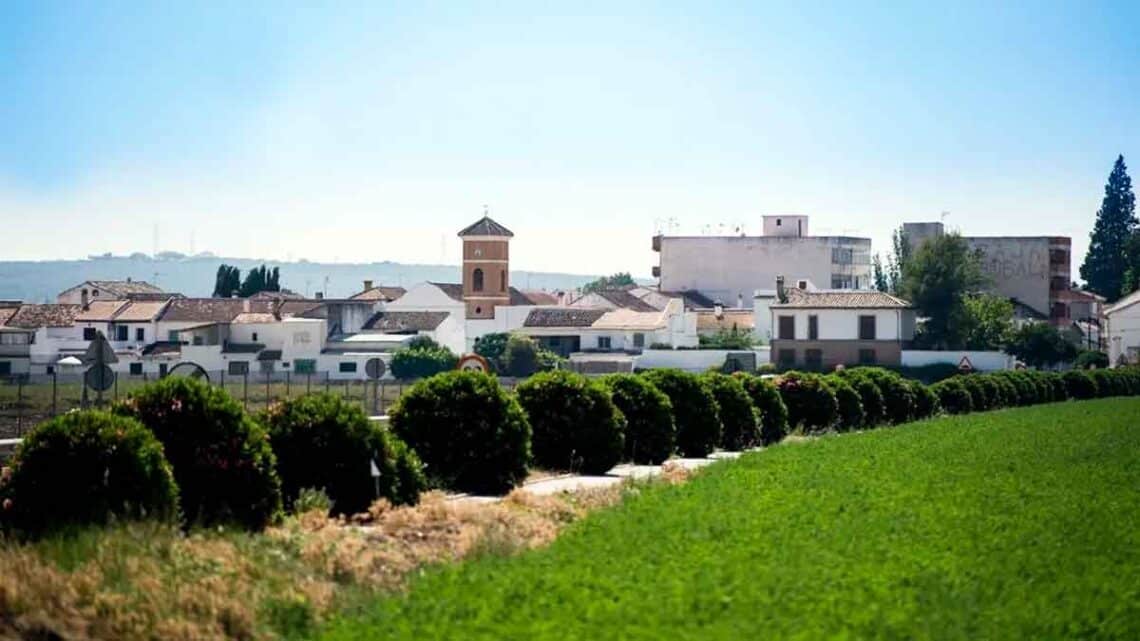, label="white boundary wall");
[901,350,1012,371]
[634,348,771,372]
